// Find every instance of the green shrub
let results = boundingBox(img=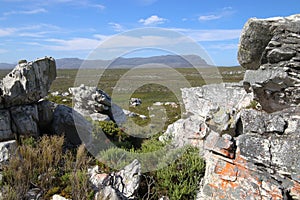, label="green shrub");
[45,94,72,107]
[93,121,129,142]
[154,146,205,200]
